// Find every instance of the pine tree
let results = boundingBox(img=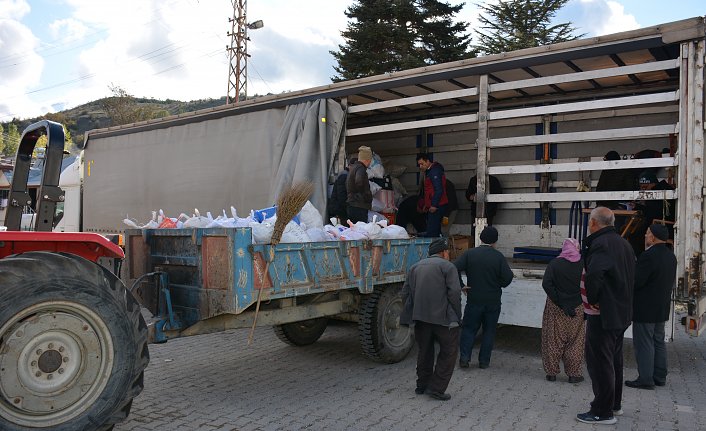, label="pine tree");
[474,0,583,56]
[331,0,472,82]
